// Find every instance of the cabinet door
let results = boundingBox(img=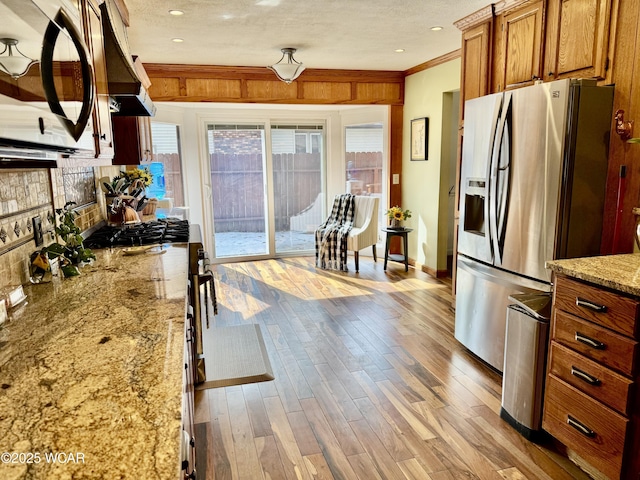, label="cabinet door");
[544,0,614,81]
[460,22,492,106]
[112,116,141,165]
[138,116,153,162]
[112,116,154,165]
[499,1,544,90]
[84,0,114,159]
